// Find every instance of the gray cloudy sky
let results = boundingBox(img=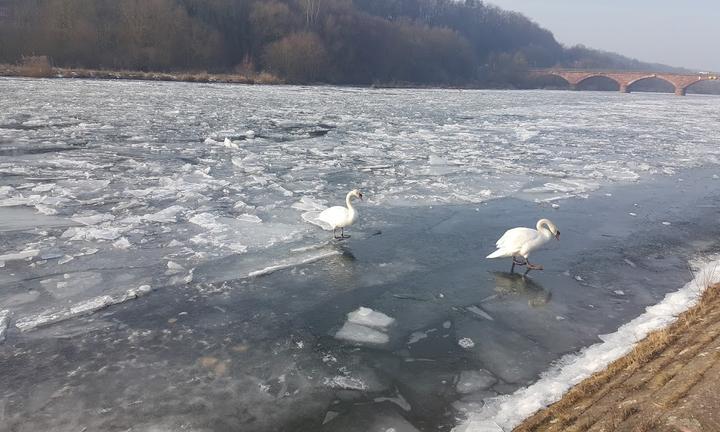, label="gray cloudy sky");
[488,0,720,72]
